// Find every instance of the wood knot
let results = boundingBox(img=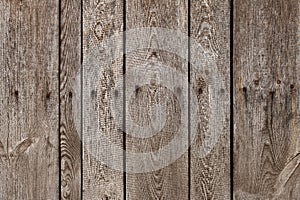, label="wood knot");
[14,90,19,98]
[62,180,67,187]
[94,22,109,42]
[277,80,281,84]
[150,51,157,58]
[199,88,203,95]
[242,87,247,93]
[269,90,275,95]
[135,85,140,94]
[46,92,51,99]
[263,106,268,111]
